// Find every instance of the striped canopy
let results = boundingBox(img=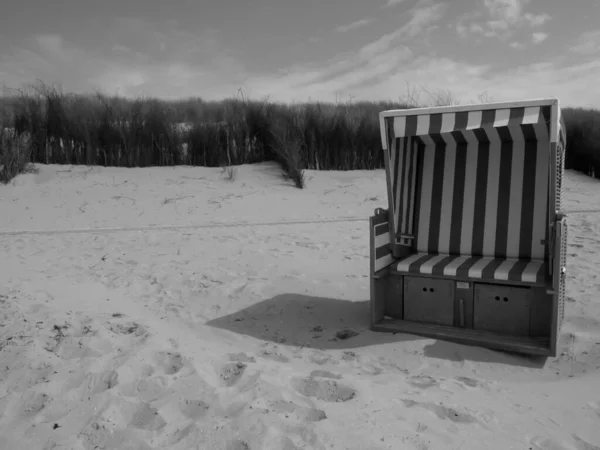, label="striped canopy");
[379,99,566,263]
[380,99,566,148]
